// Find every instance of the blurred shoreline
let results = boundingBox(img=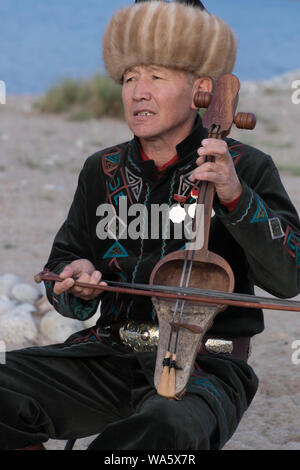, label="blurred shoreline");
[5,67,300,95]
